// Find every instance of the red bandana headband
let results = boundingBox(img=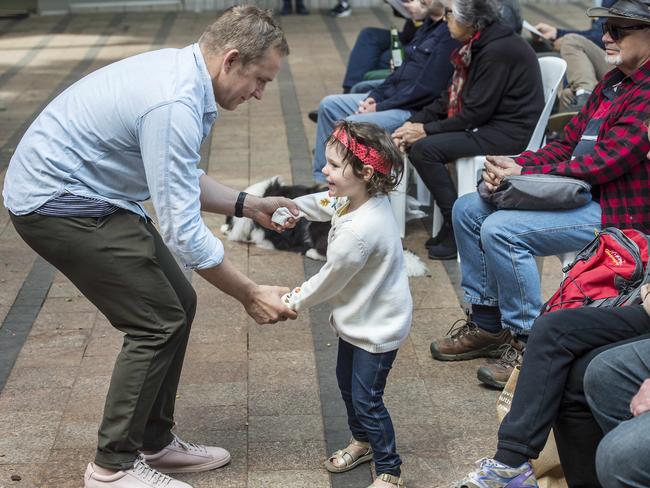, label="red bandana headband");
[334,128,391,175]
